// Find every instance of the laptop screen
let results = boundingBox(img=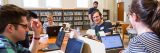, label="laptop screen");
[101,34,123,49]
[55,31,65,47]
[65,38,84,53]
[46,26,61,37]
